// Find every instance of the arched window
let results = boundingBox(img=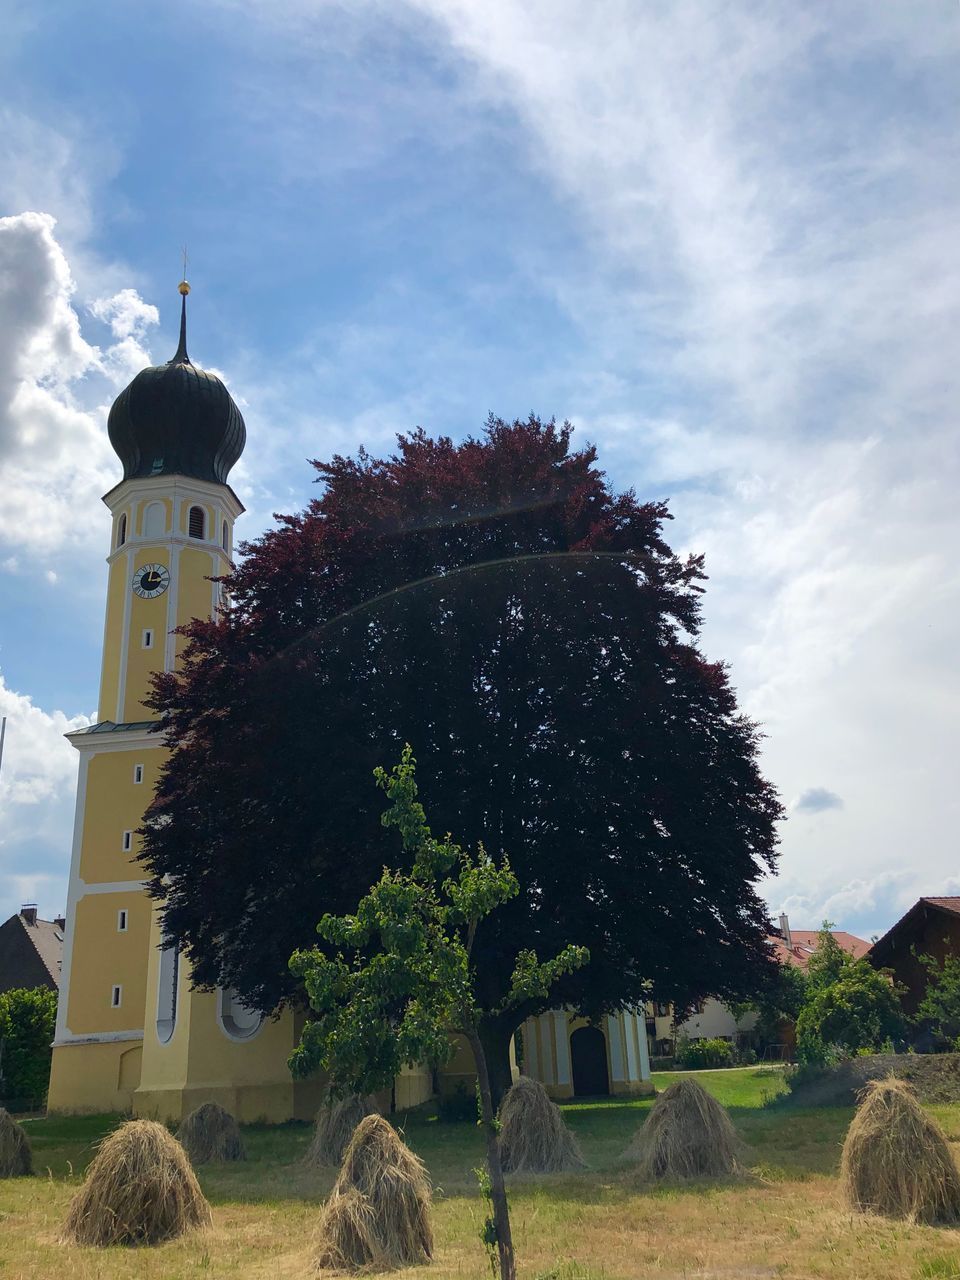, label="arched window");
[156,942,180,1044]
[143,502,166,538]
[117,513,127,547]
[221,520,229,552]
[188,505,205,539]
[217,988,262,1041]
